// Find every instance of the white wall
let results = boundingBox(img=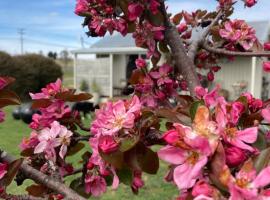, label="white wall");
[215,57,262,100]
[113,55,127,88]
[76,57,111,96]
